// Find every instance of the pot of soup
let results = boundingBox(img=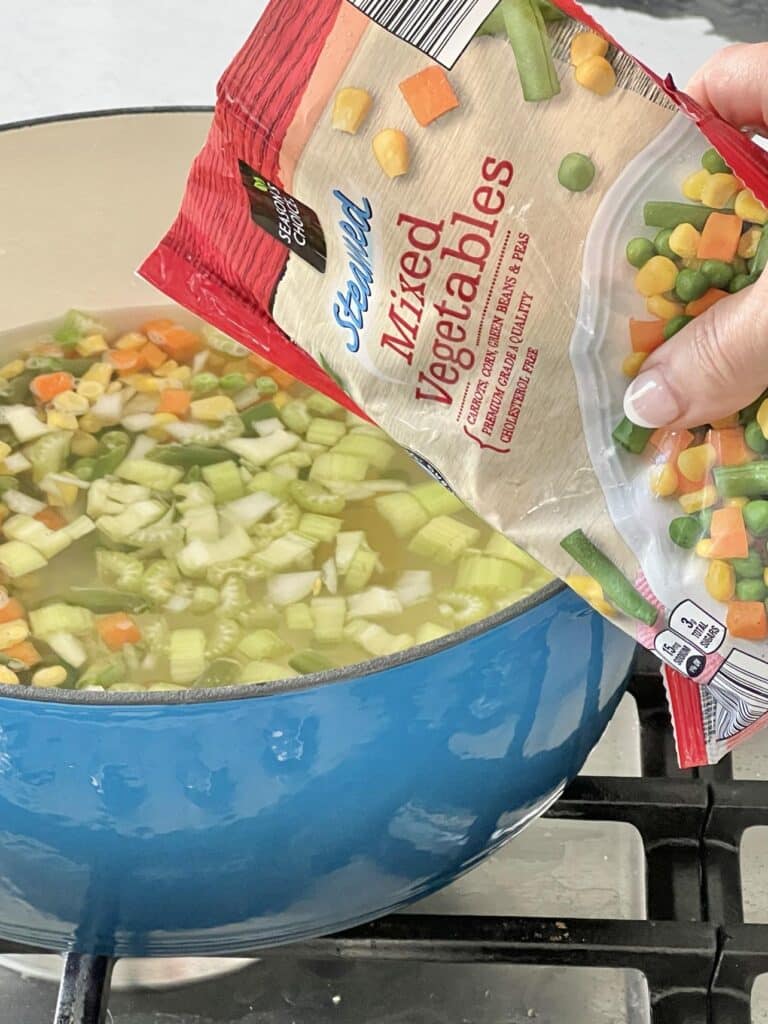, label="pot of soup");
[0,109,635,956]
